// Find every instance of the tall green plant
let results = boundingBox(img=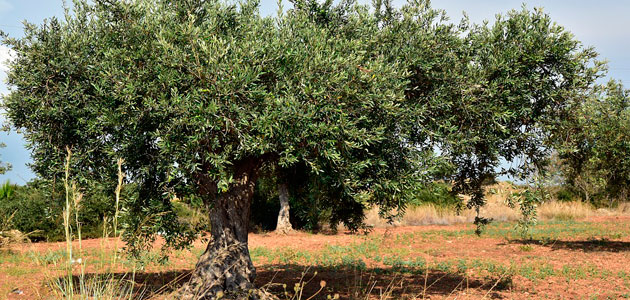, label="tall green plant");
[50,149,136,300]
[0,180,14,200]
[0,181,18,236]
